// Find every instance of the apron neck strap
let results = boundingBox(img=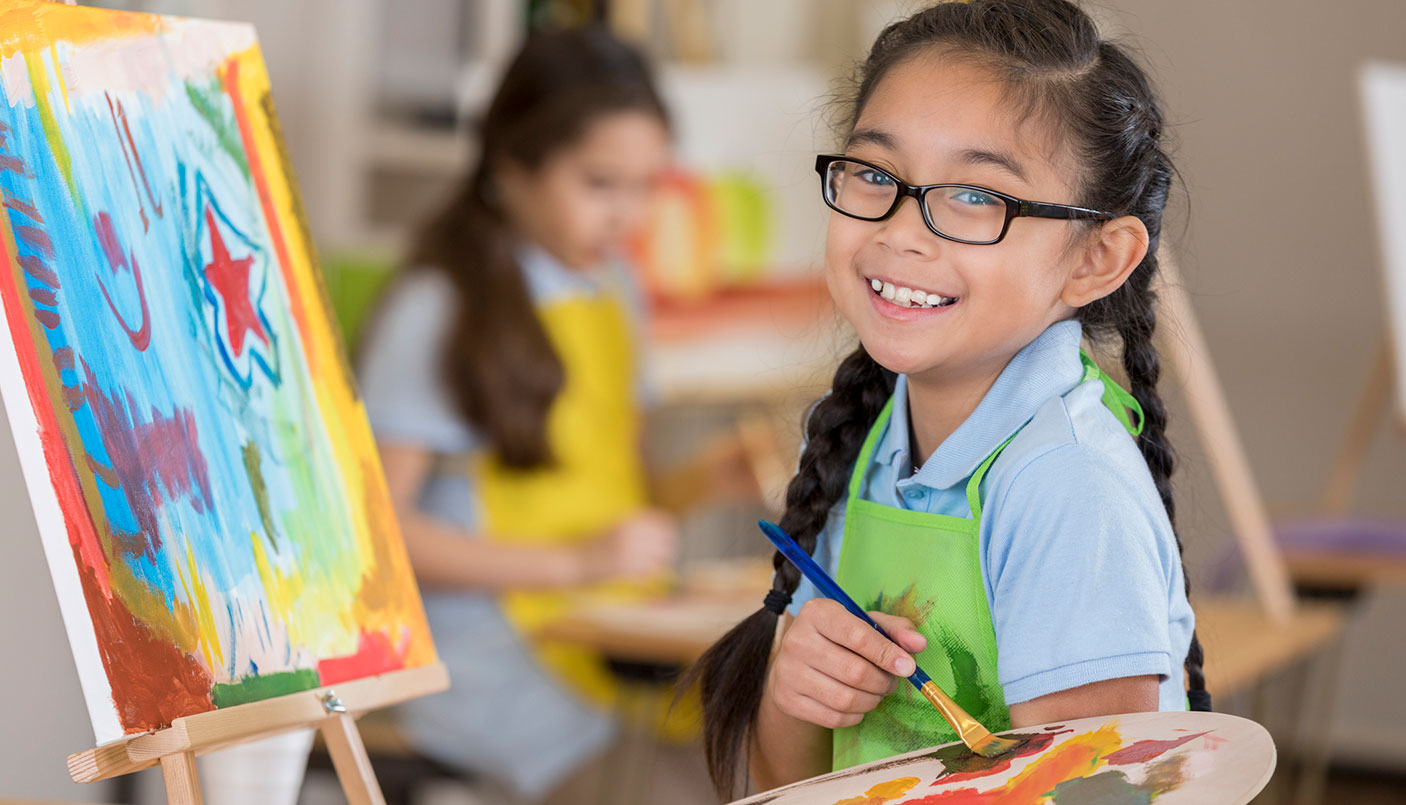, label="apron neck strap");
[1080,350,1144,437]
[847,396,895,501]
[965,432,1018,521]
